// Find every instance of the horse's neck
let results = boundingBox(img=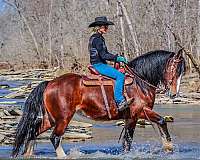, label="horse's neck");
[125,78,156,109]
[130,52,170,87]
[135,63,165,87]
[127,76,157,97]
